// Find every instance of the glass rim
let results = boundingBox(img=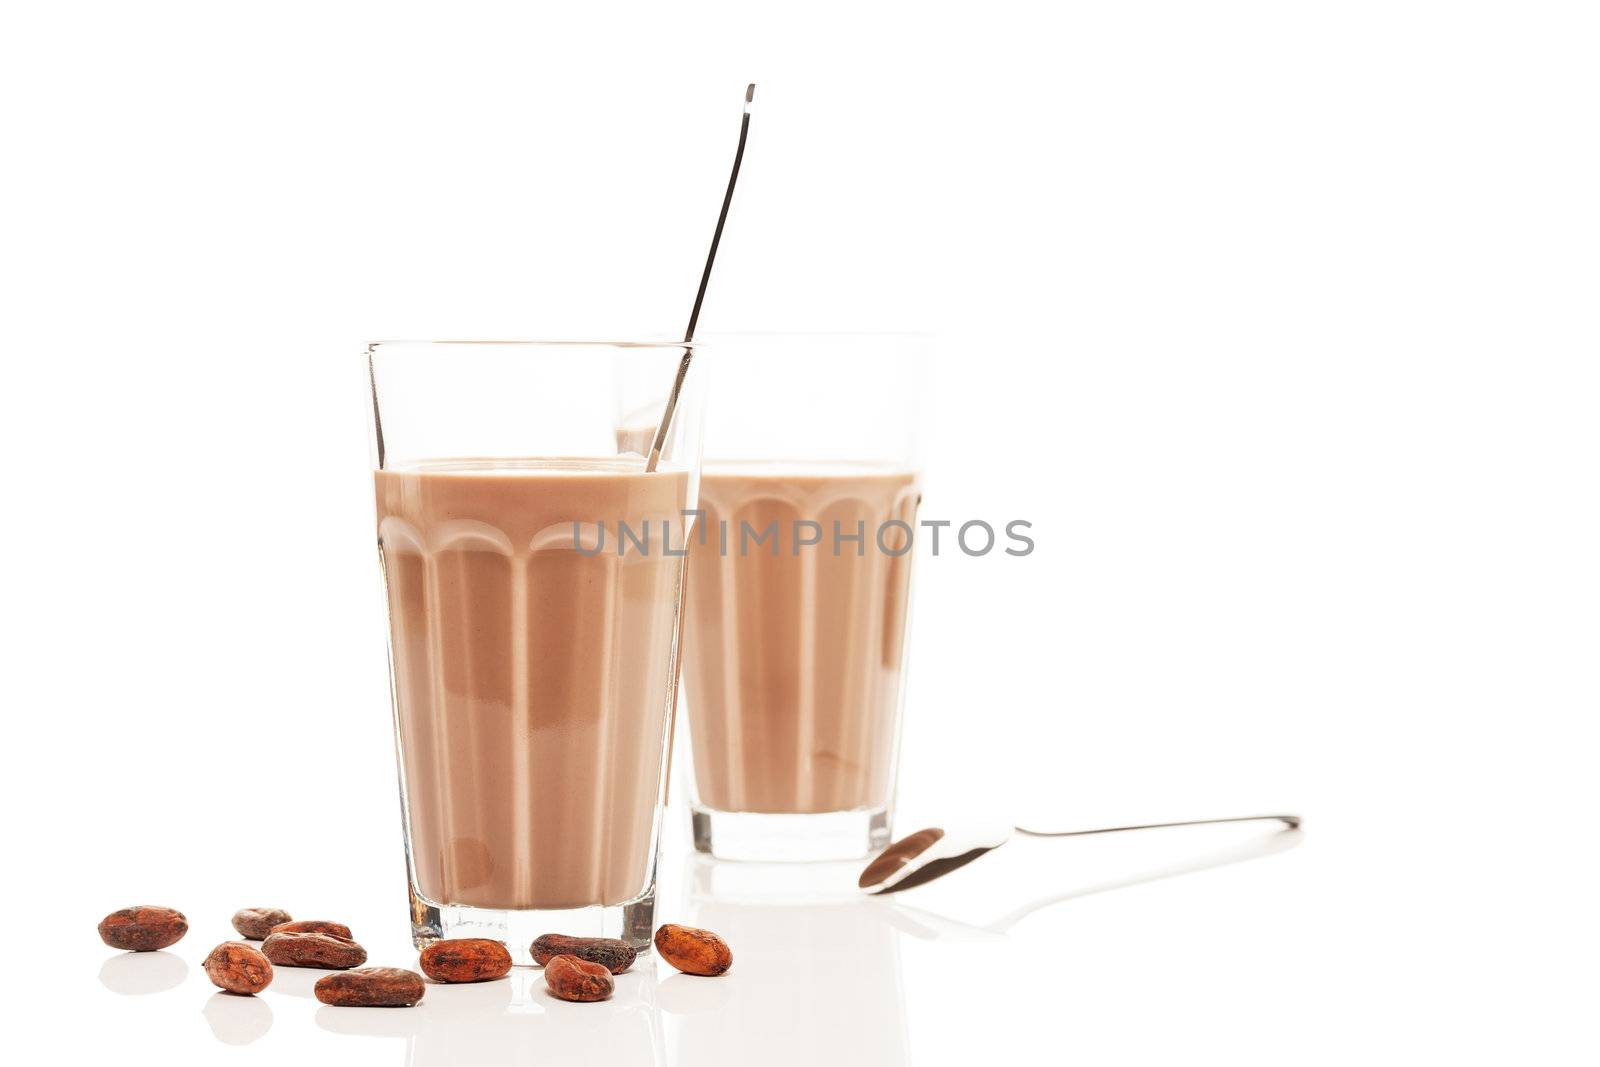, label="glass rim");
[696,329,932,338]
[368,332,934,350]
[366,338,701,351]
